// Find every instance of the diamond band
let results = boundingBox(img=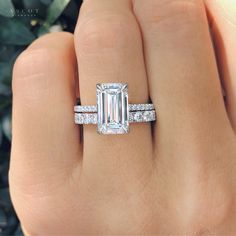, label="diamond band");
[129,104,154,111]
[74,83,156,134]
[75,110,156,125]
[74,104,155,113]
[74,105,97,113]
